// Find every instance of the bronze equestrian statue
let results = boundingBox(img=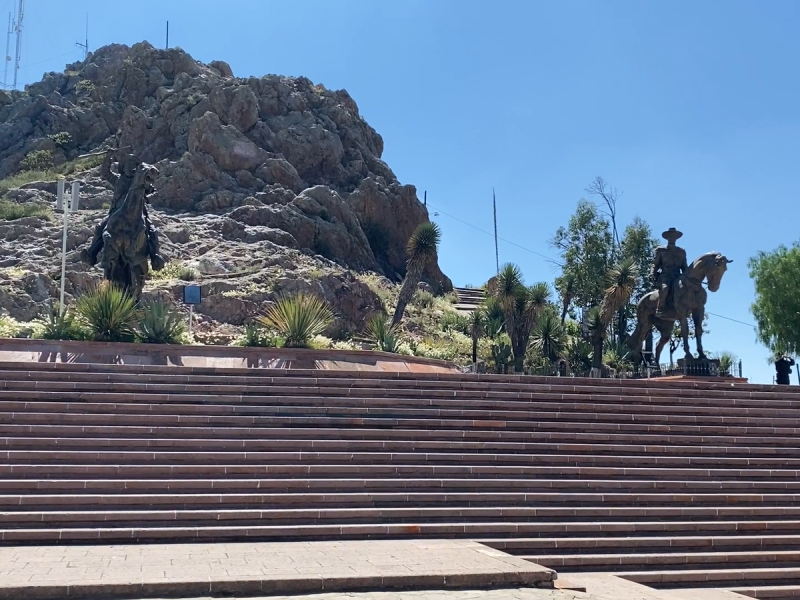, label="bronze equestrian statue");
[81,150,165,273]
[627,227,732,365]
[96,163,160,301]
